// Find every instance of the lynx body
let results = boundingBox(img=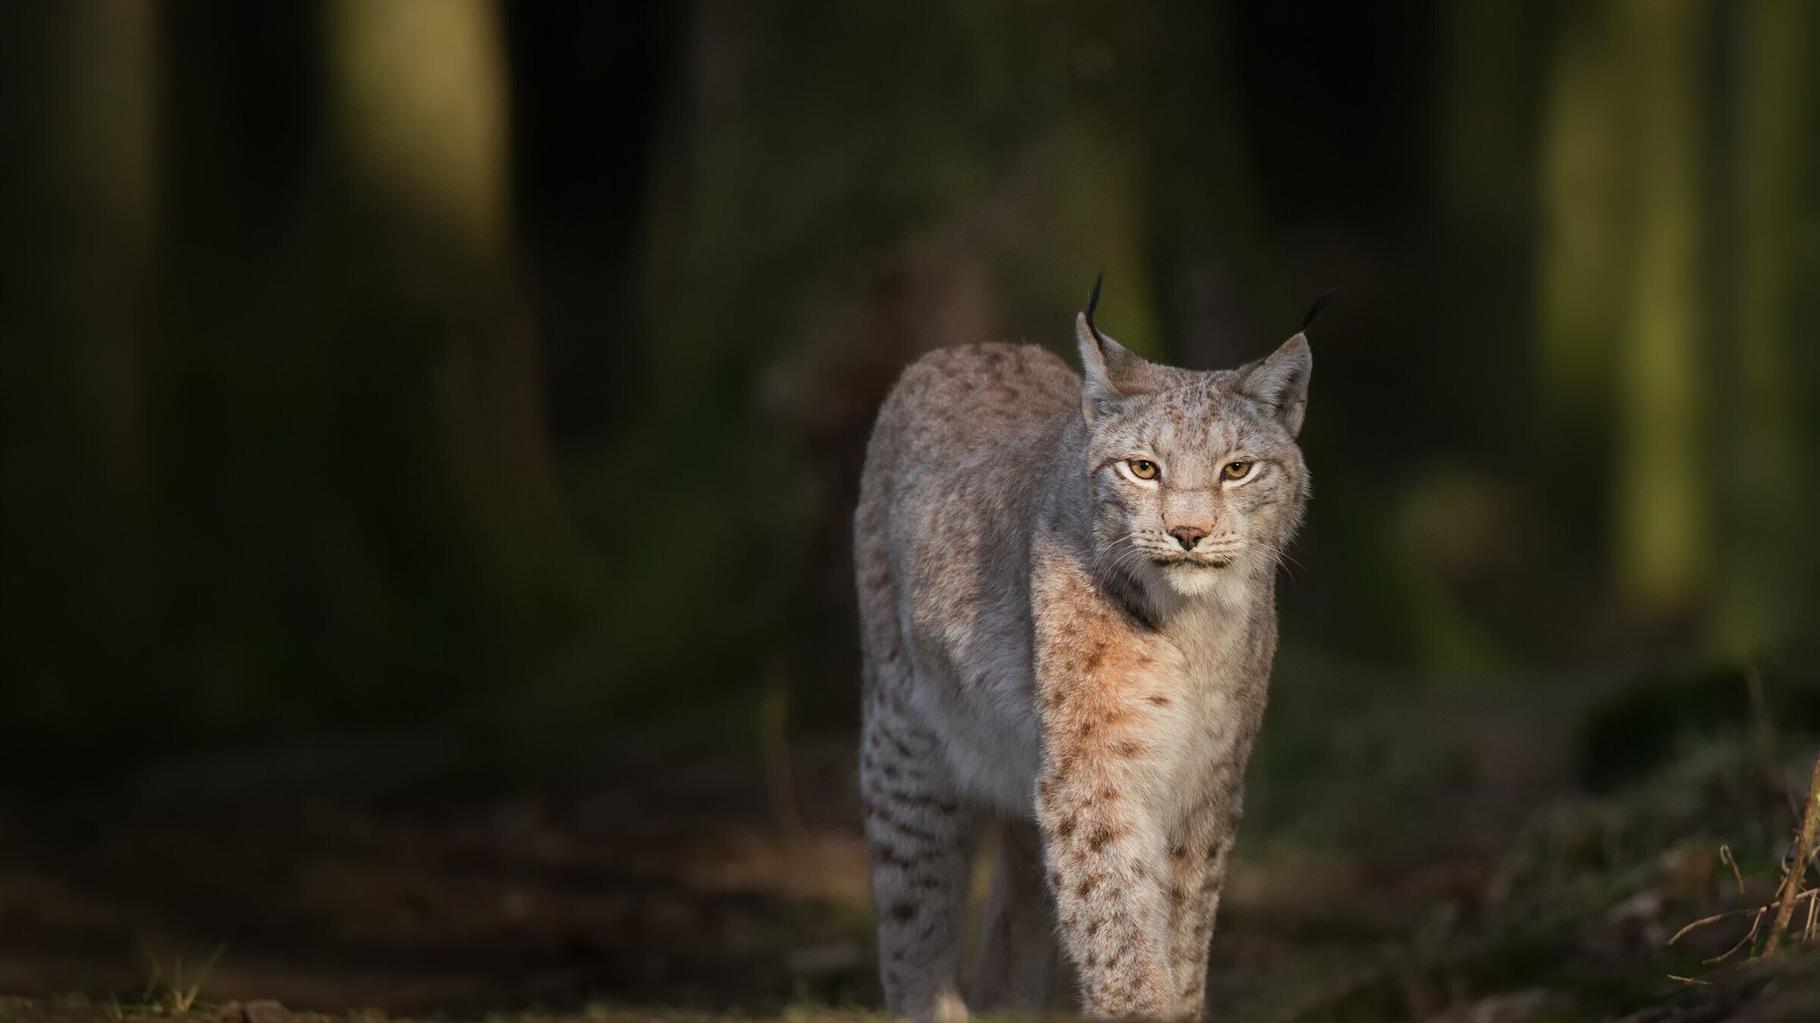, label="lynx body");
[854,294,1312,1020]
